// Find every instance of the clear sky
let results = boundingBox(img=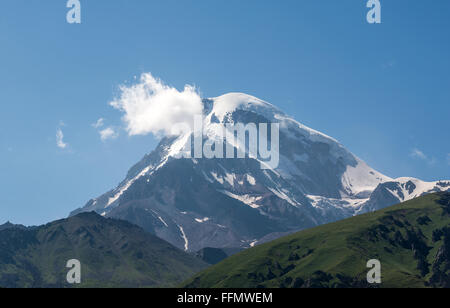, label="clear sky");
[0,0,449,225]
